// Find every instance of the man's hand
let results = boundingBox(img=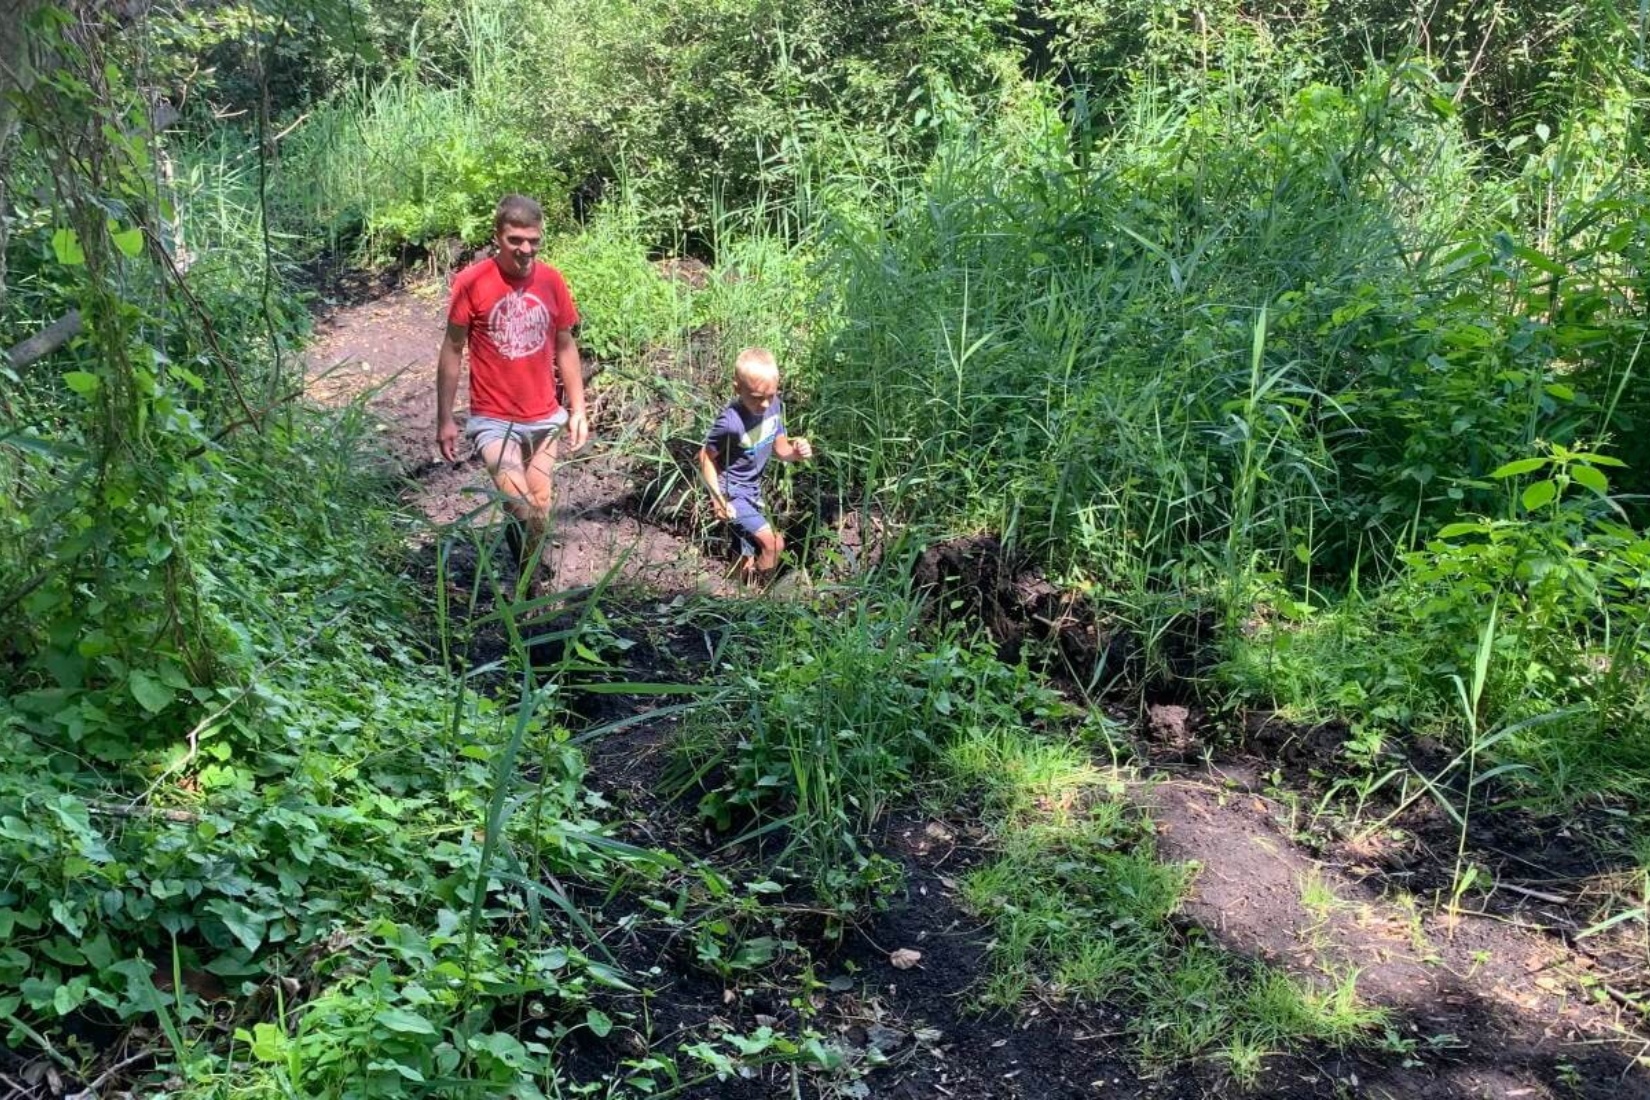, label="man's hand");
[565,408,589,452]
[788,437,813,460]
[710,495,735,522]
[438,419,459,462]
